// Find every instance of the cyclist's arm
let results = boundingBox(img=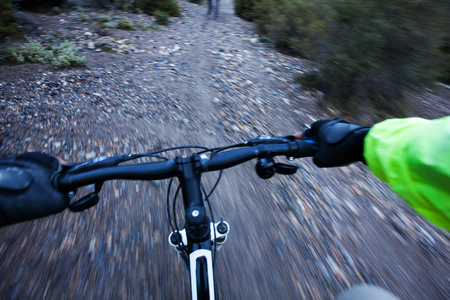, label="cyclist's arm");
[364,116,450,230]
